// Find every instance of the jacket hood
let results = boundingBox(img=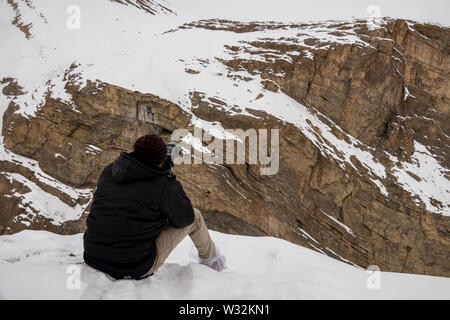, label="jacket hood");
[112,152,171,183]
